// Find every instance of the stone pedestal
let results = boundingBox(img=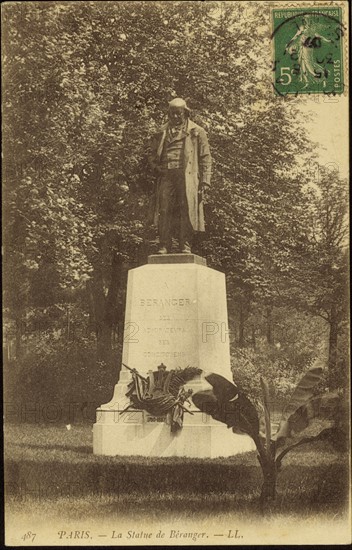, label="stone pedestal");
[93,254,255,457]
